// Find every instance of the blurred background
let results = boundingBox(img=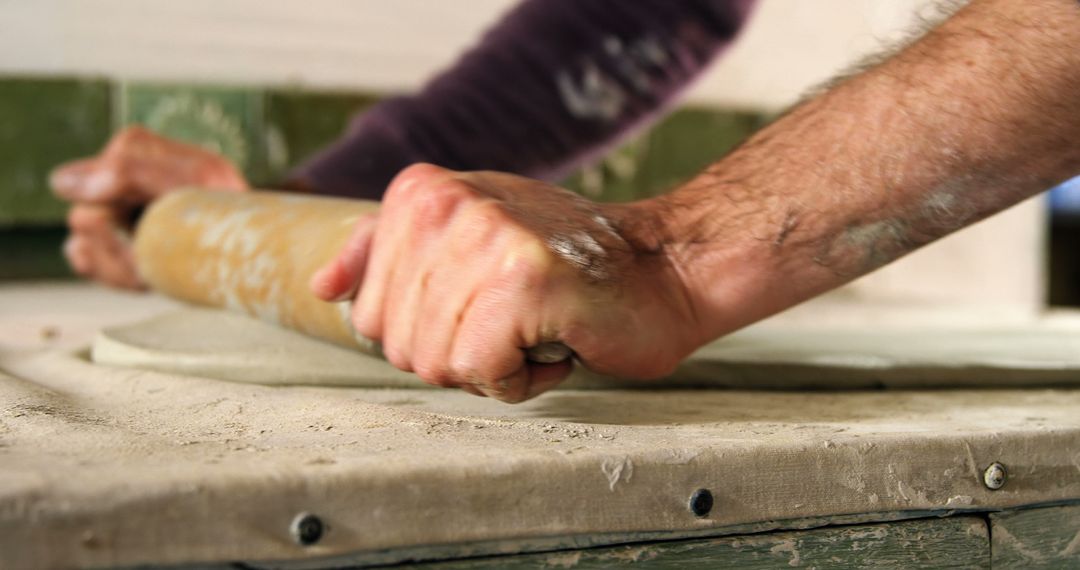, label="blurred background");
[1,0,1078,322]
